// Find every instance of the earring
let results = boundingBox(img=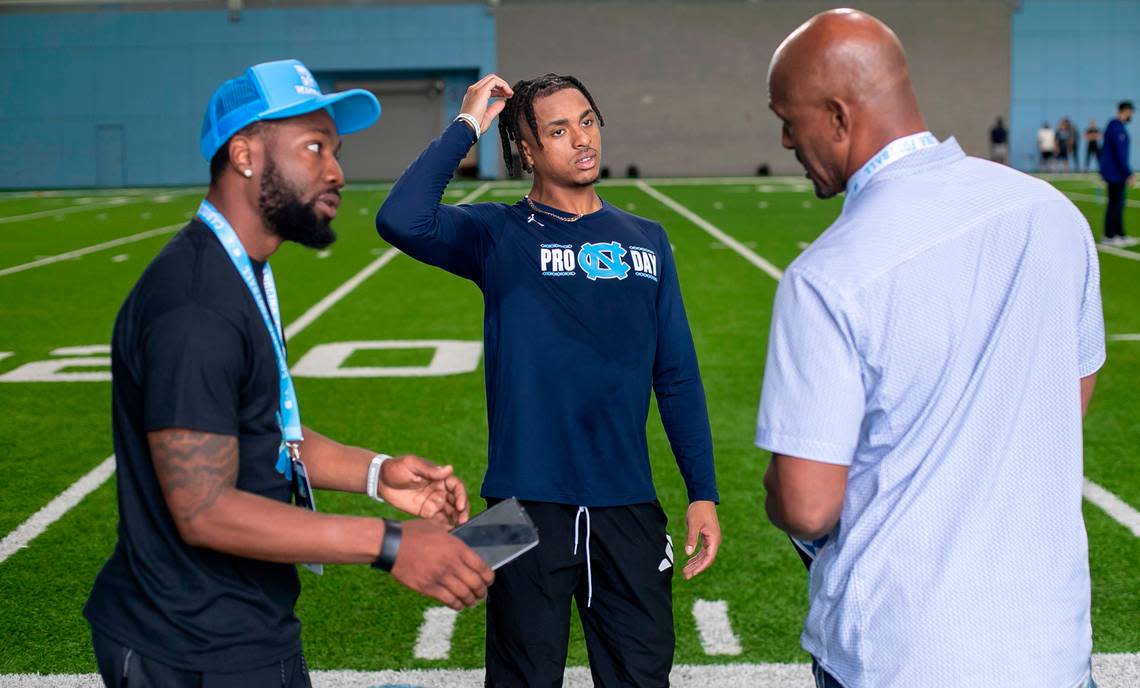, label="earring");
[243,169,253,178]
